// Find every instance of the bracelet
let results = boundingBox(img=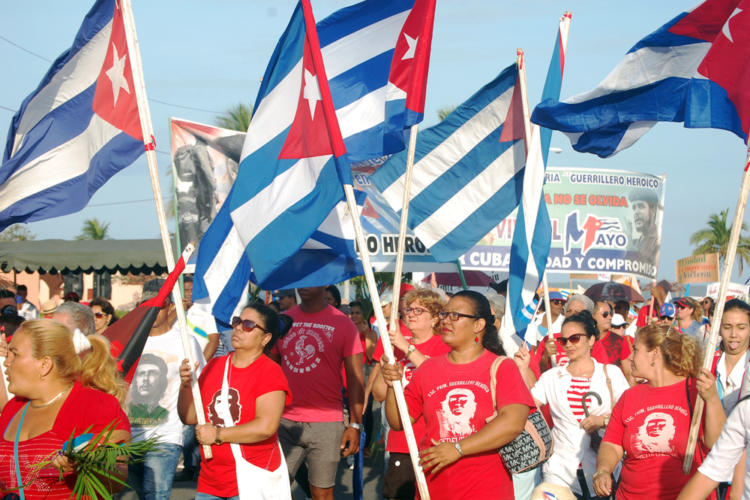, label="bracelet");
[348,422,362,431]
[454,441,463,457]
